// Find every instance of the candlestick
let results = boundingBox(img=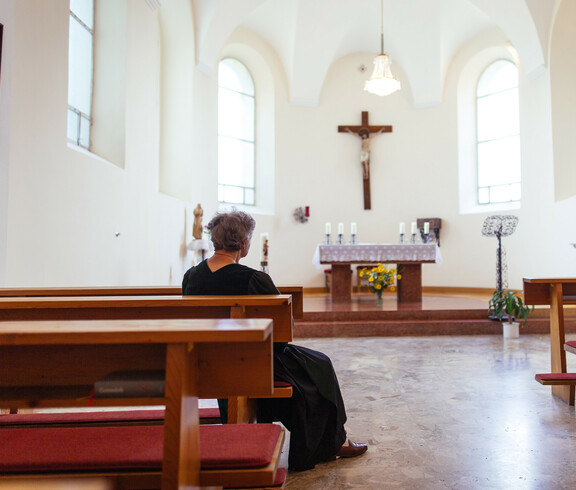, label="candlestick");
[399,233,405,244]
[411,233,417,244]
[325,234,331,245]
[350,234,356,245]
